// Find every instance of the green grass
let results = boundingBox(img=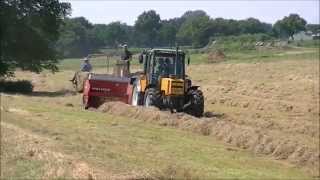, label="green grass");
[57,56,141,71]
[189,53,209,64]
[189,48,319,64]
[226,49,319,63]
[1,136,45,179]
[57,46,319,72]
[57,56,117,71]
[1,94,312,179]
